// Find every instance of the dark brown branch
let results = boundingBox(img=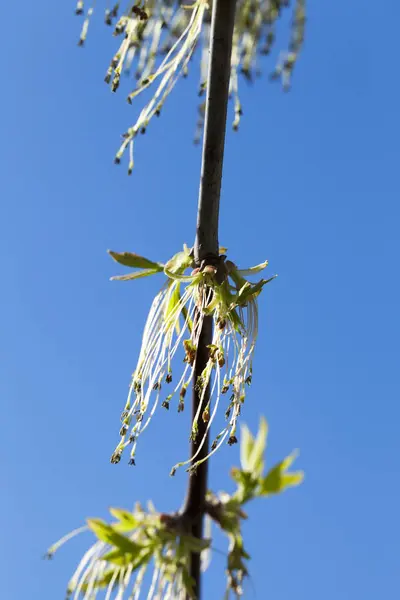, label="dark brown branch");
[181,314,213,599]
[195,0,238,265]
[180,0,238,598]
